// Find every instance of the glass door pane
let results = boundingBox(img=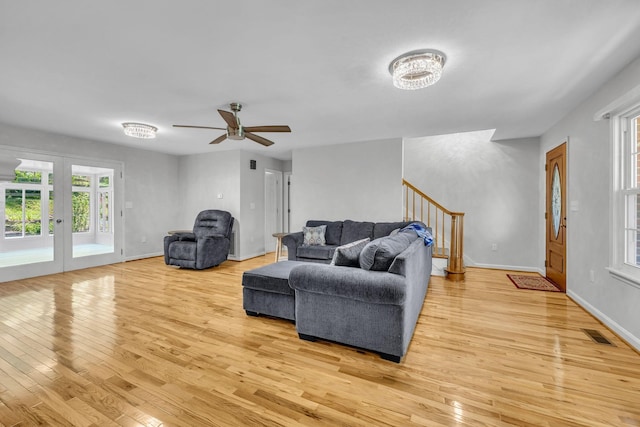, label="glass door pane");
[70,164,115,259]
[0,156,58,276]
